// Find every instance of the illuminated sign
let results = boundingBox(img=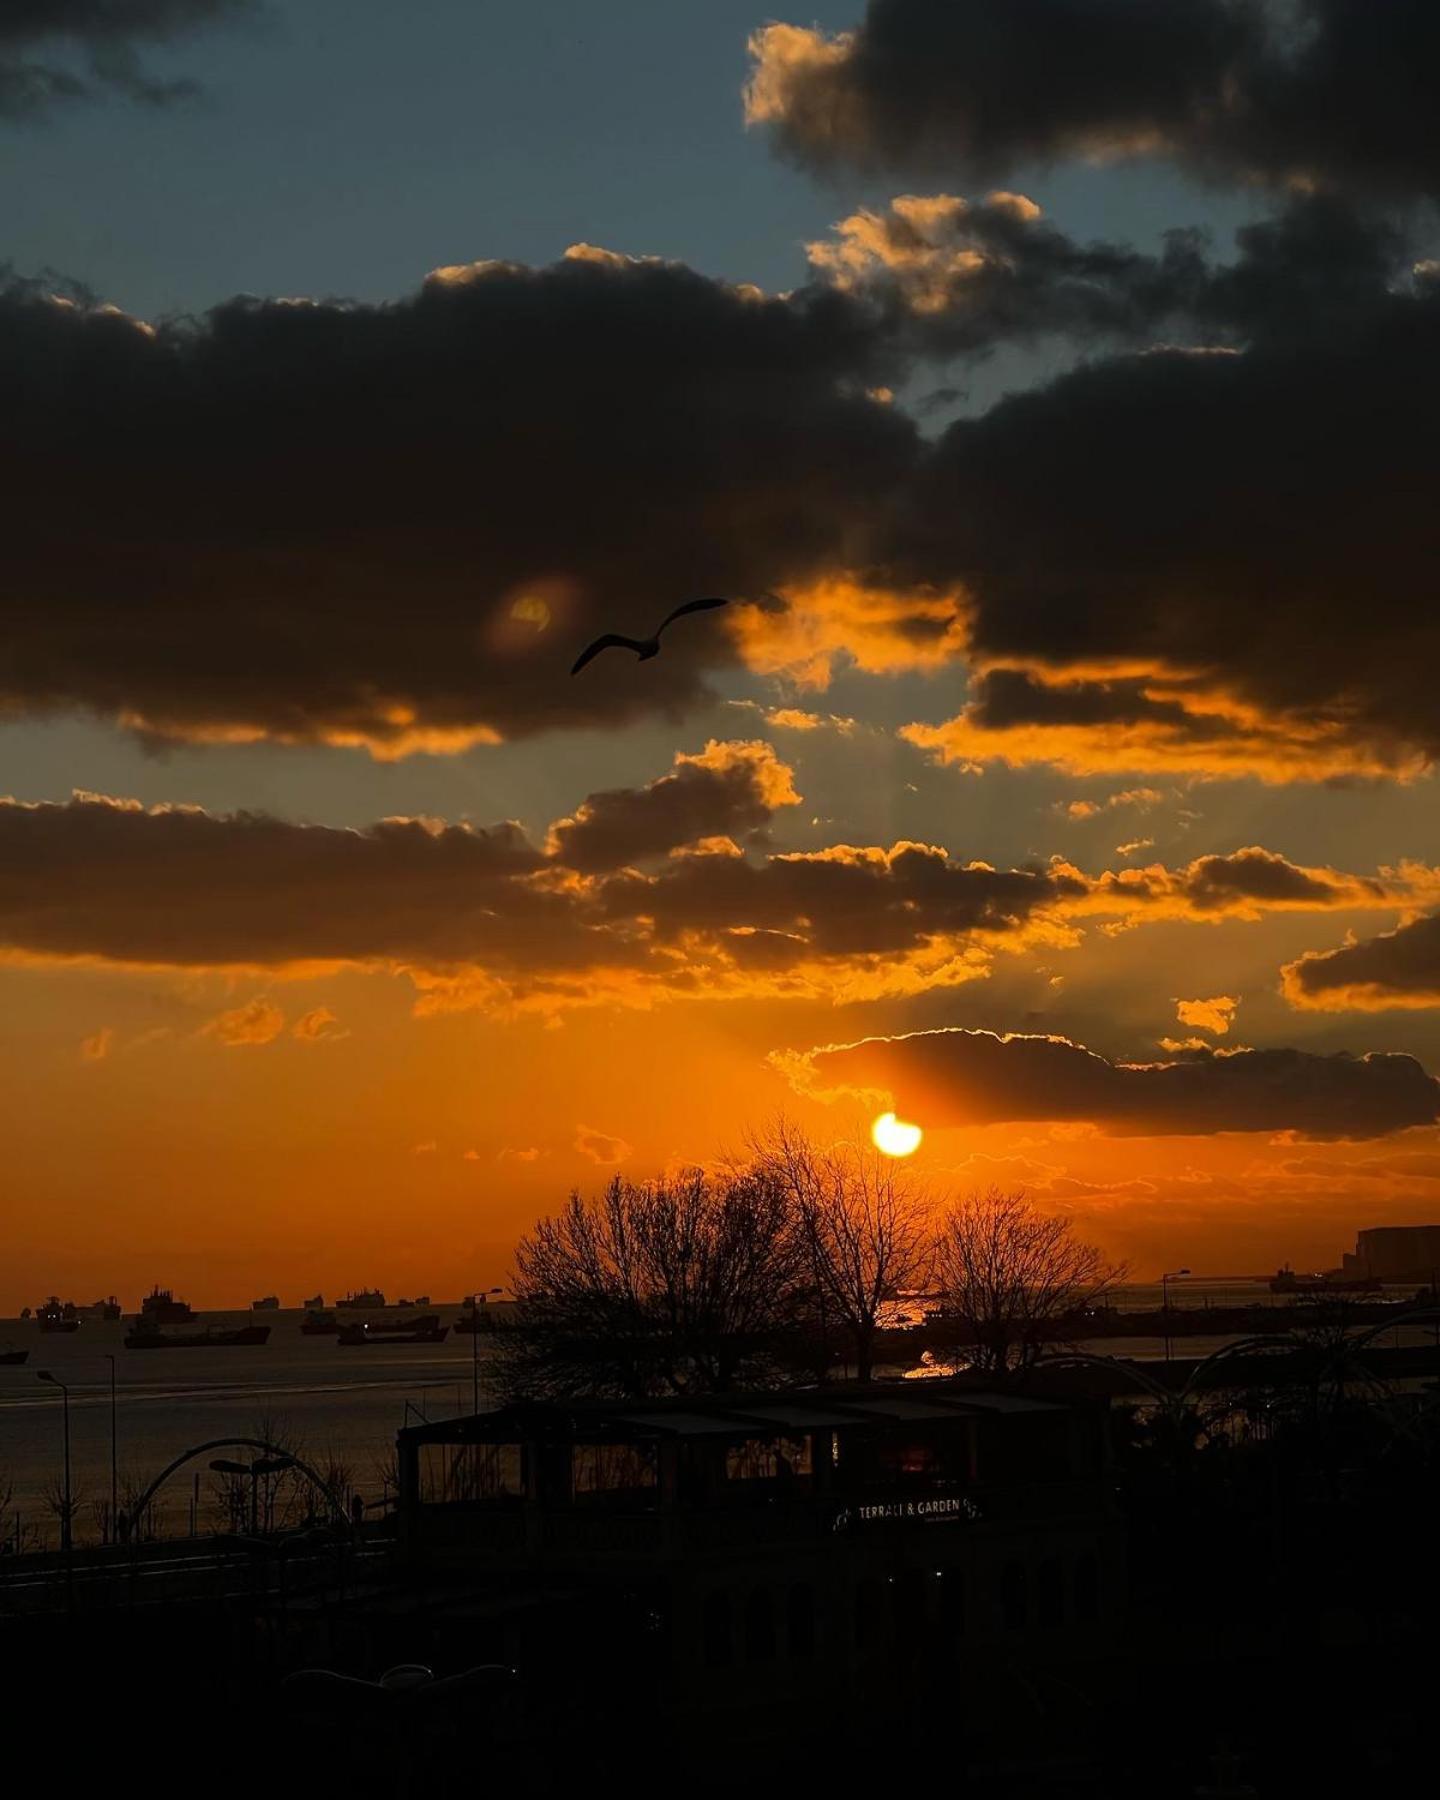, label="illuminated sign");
[832,1494,982,1531]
